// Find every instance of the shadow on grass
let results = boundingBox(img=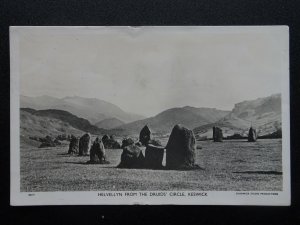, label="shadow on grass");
[117,165,205,171]
[222,140,249,143]
[58,153,90,157]
[233,171,282,175]
[64,161,205,171]
[64,161,114,168]
[57,153,71,156]
[64,161,89,165]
